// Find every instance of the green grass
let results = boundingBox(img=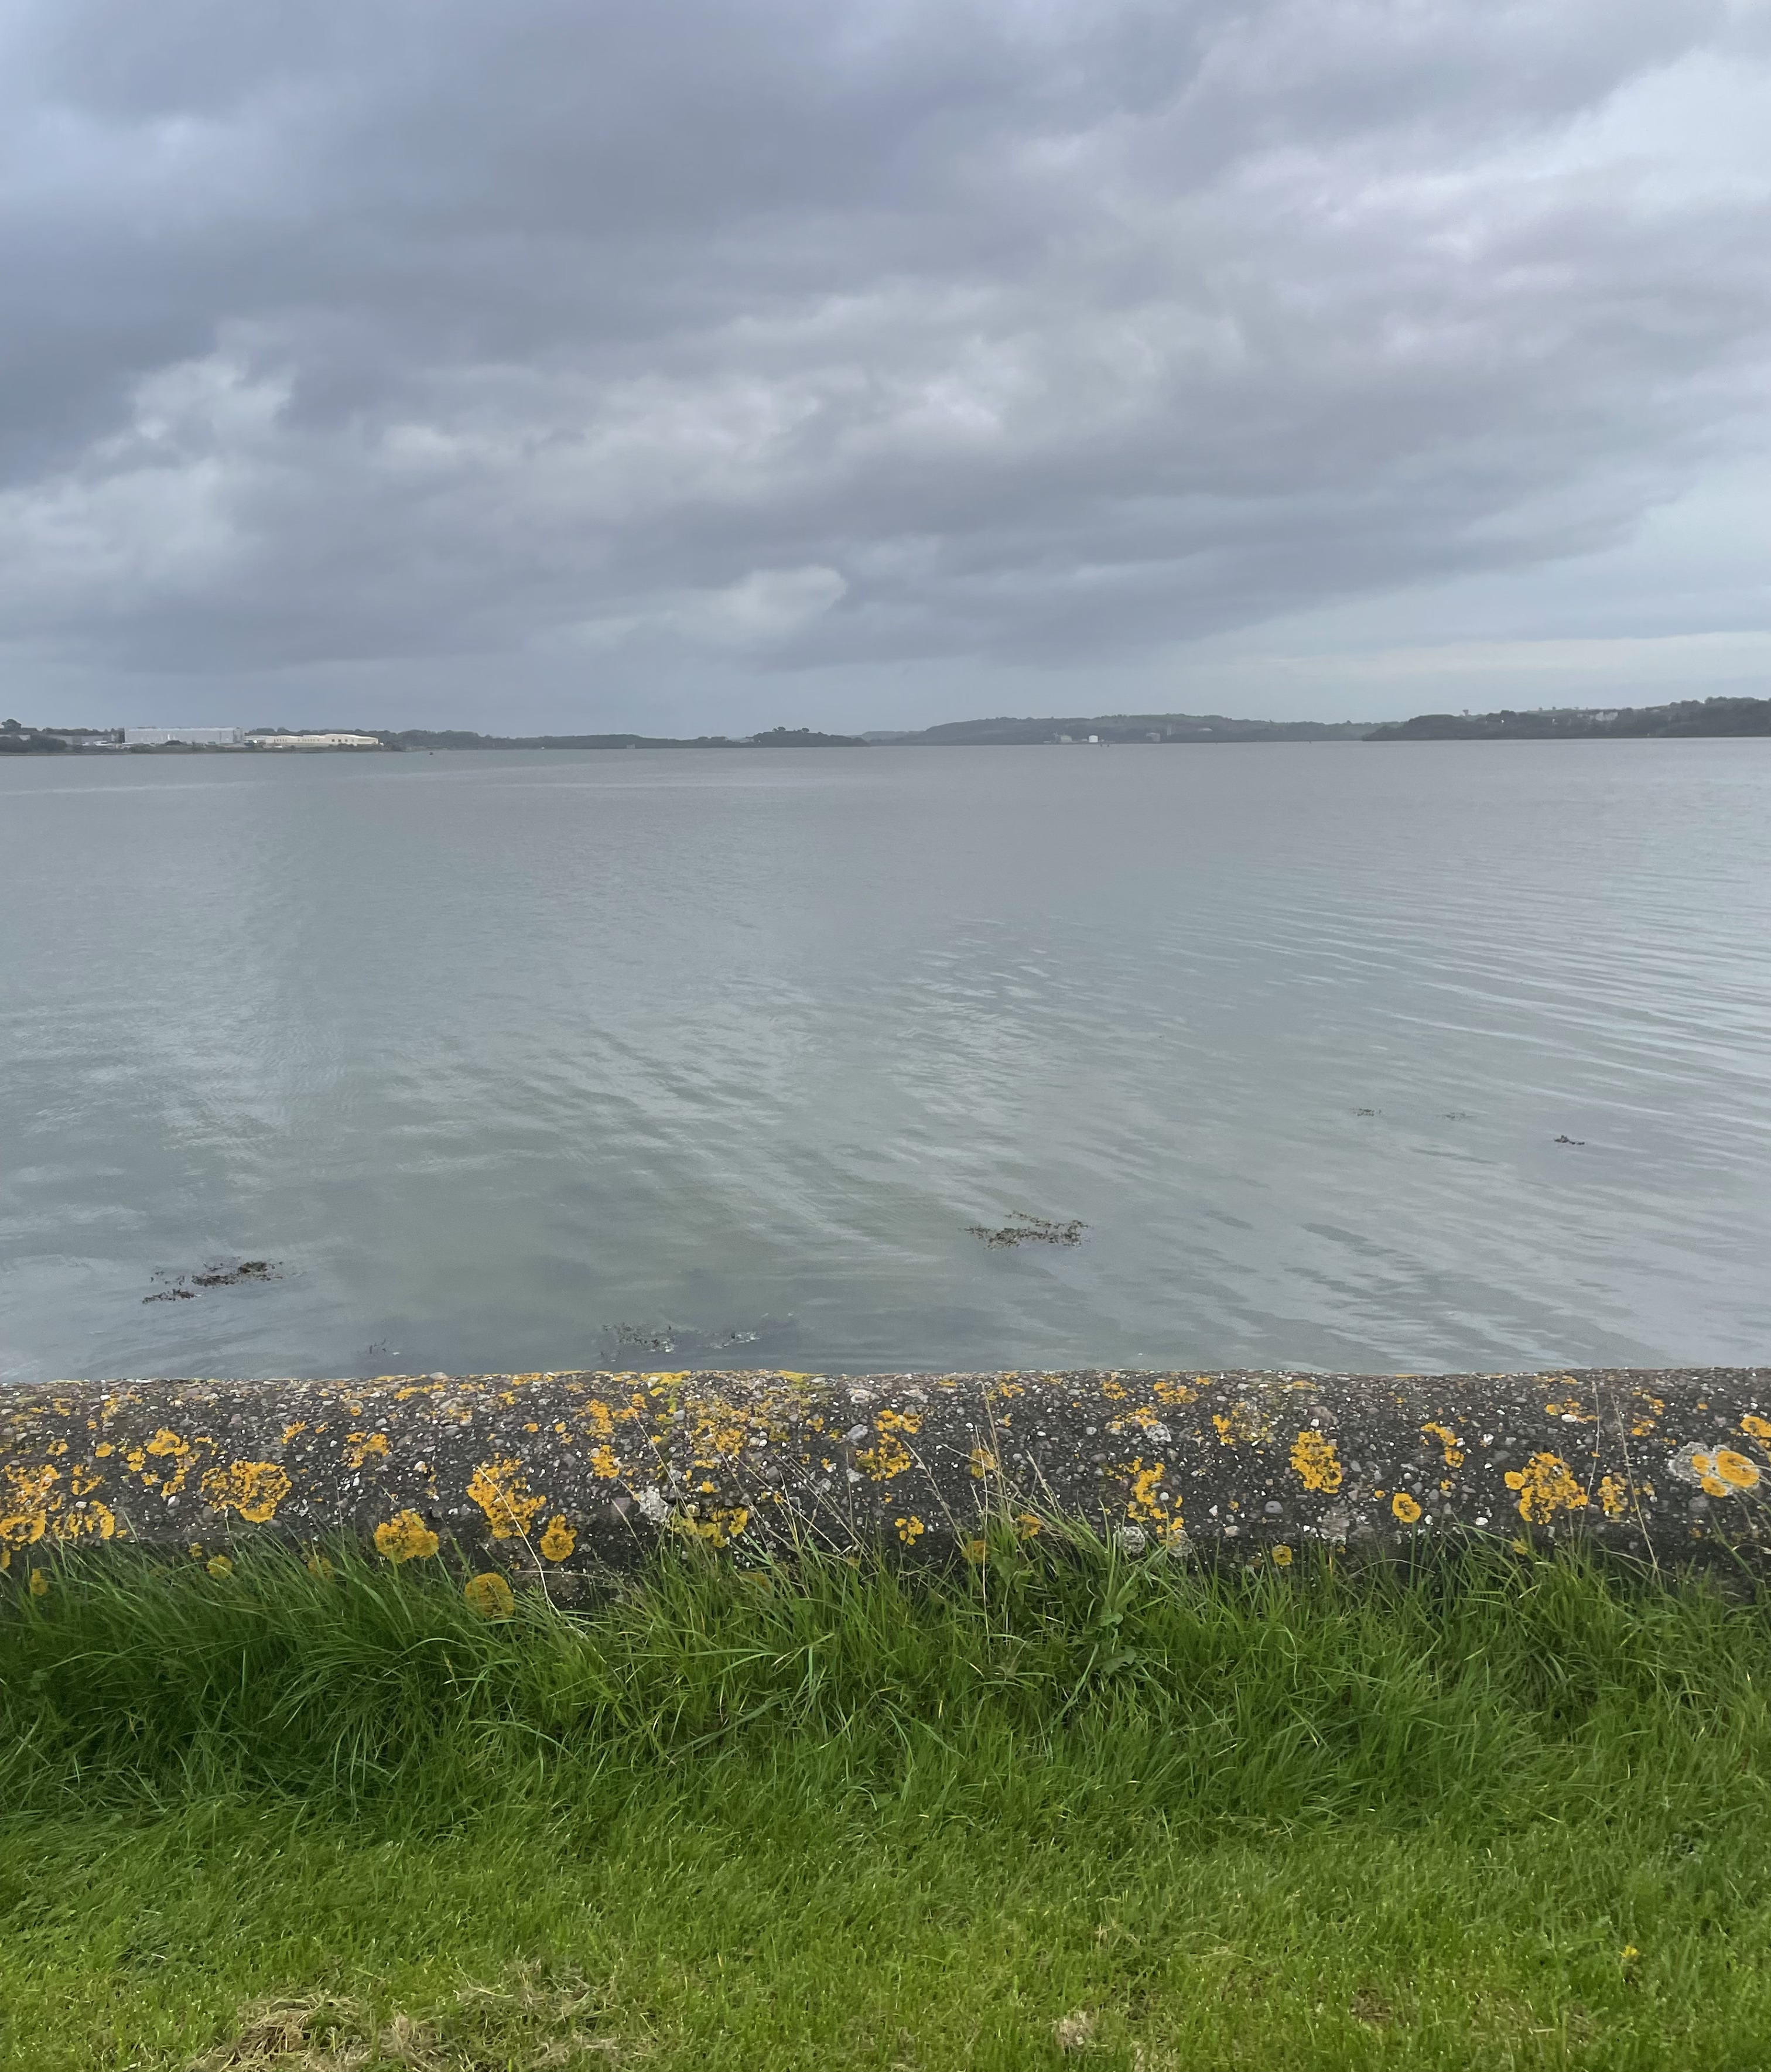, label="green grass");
[1,1534,1768,2070]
